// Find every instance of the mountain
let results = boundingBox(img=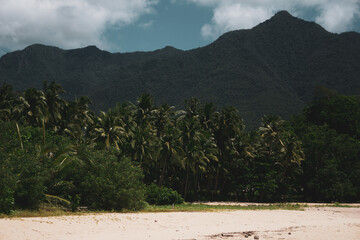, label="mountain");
[0,48,9,57]
[1,11,360,128]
